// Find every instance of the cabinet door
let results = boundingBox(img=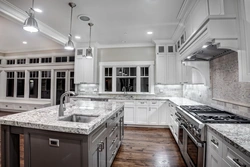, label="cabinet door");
[156,45,166,55]
[158,102,167,125]
[124,106,135,124]
[148,106,158,125]
[156,55,167,84]
[91,137,107,167]
[206,148,222,167]
[166,55,176,84]
[135,106,148,124]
